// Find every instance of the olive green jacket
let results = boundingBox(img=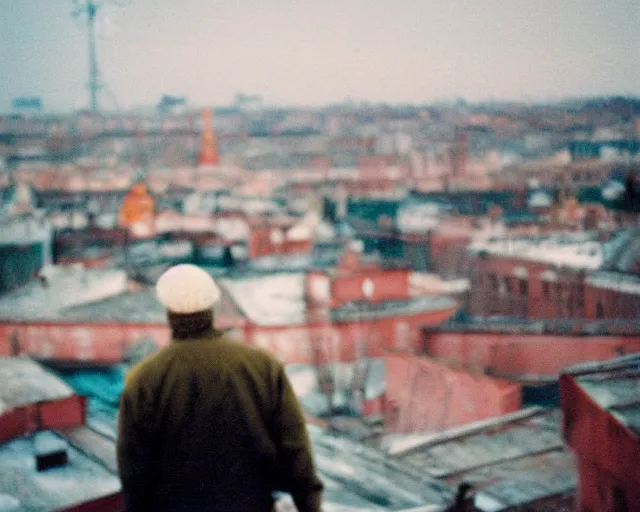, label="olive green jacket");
[117,329,323,512]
